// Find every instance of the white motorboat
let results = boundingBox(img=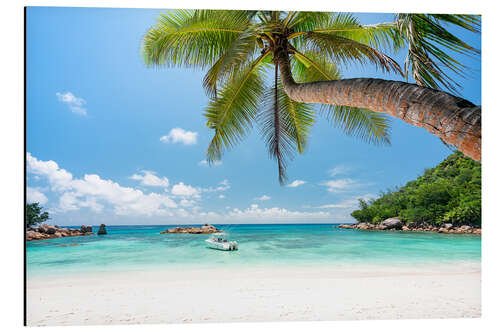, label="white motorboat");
[205,233,238,251]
